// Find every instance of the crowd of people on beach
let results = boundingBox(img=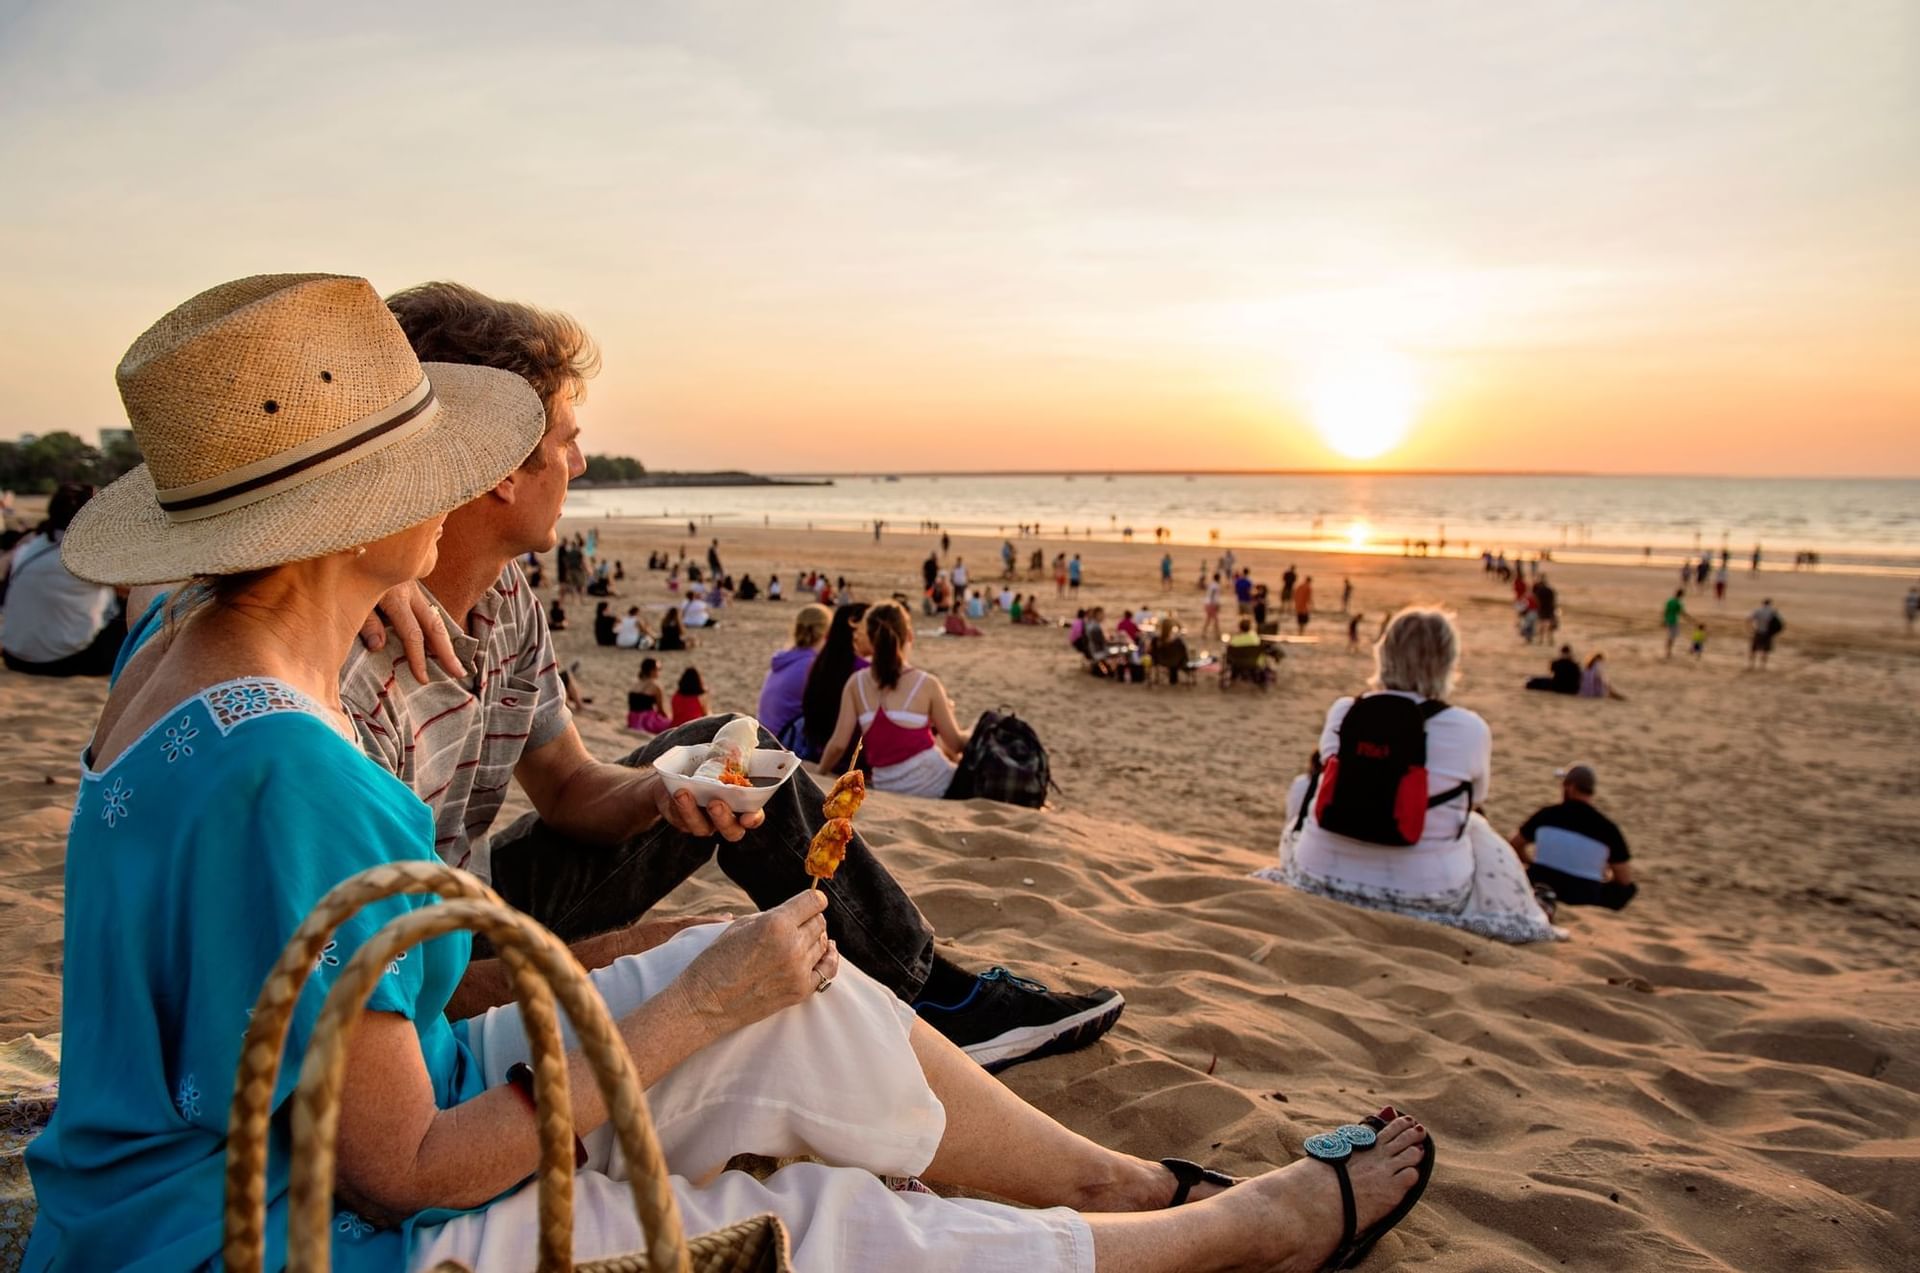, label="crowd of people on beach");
[11,272,1920,1272]
[18,276,1445,1273]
